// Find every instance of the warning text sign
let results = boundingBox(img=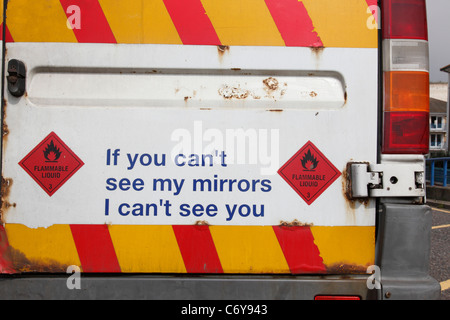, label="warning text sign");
[278,141,340,205]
